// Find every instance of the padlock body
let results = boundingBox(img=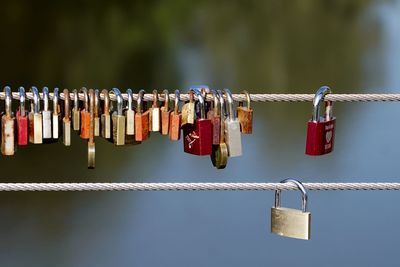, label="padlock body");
[135,111,150,141]
[125,109,135,135]
[271,207,311,240]
[94,117,100,136]
[237,107,253,134]
[207,110,220,145]
[72,109,80,131]
[224,119,242,157]
[112,113,126,146]
[305,117,335,156]
[161,107,170,135]
[169,113,181,141]
[150,107,160,132]
[80,111,90,139]
[63,119,71,146]
[29,112,43,144]
[183,119,212,155]
[101,114,111,139]
[2,115,15,156]
[181,102,195,126]
[42,110,52,139]
[16,110,28,146]
[88,142,95,169]
[52,114,60,139]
